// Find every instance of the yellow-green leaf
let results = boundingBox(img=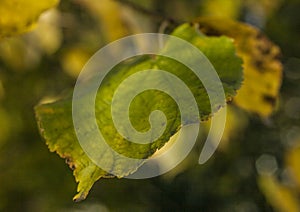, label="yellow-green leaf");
[35,23,243,201]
